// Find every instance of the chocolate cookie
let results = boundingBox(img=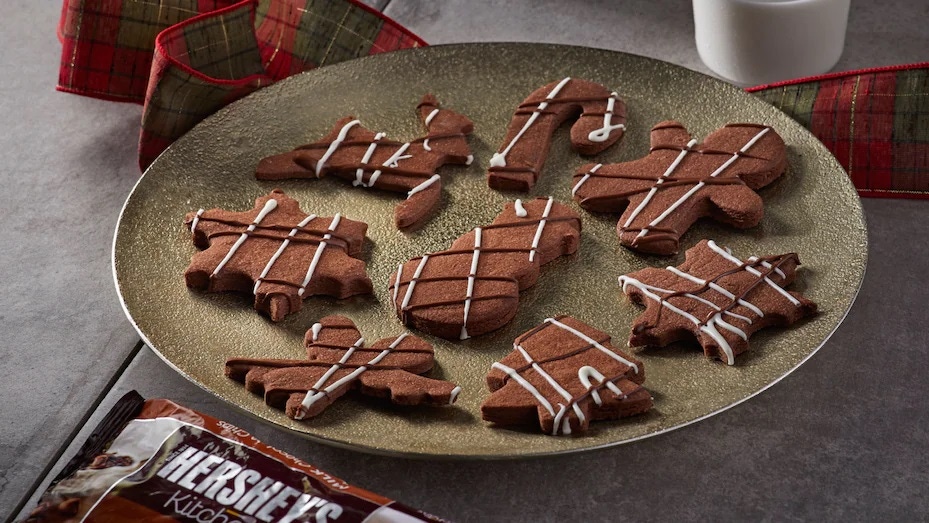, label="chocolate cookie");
[618,239,817,364]
[488,77,626,191]
[481,316,652,435]
[256,95,474,230]
[572,121,787,255]
[226,315,461,420]
[389,197,582,340]
[184,189,372,322]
